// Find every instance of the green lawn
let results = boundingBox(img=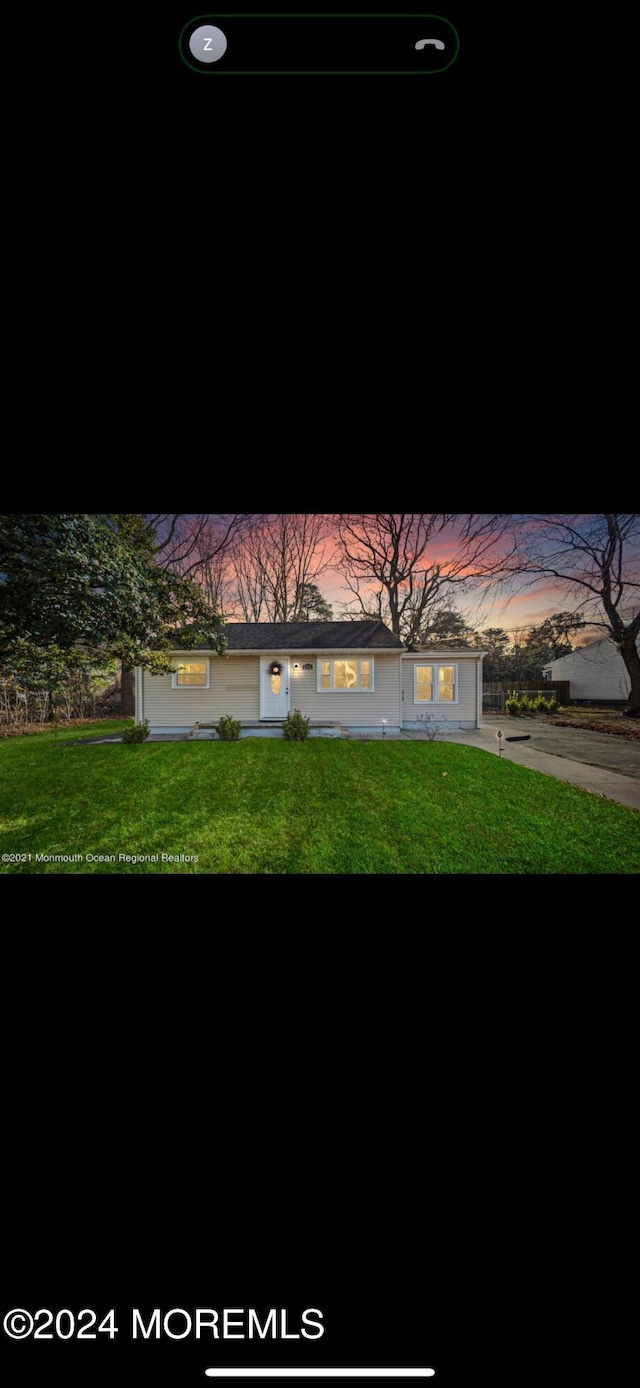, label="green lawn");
[0,722,638,873]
